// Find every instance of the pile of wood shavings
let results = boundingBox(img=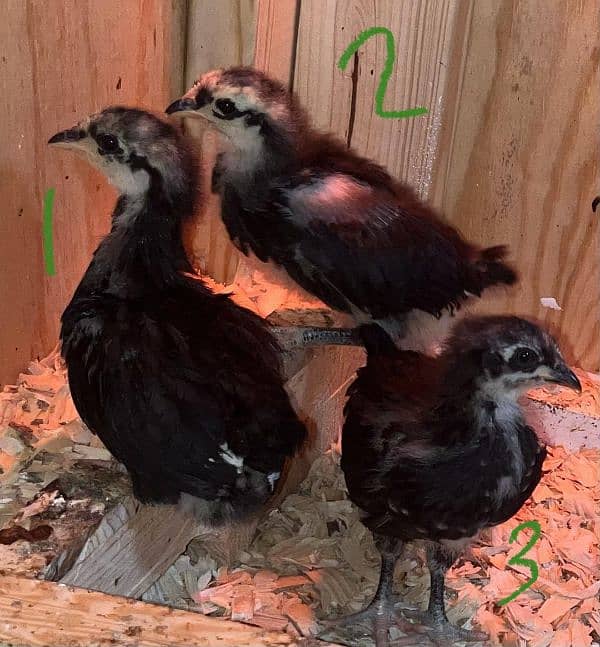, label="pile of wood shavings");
[190,449,599,647]
[0,347,129,577]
